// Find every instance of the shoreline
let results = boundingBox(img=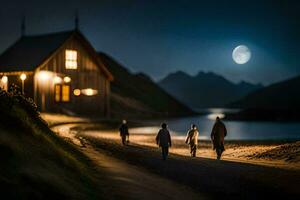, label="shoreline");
[73,124,300,170]
[50,122,300,198]
[73,126,300,198]
[42,114,299,170]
